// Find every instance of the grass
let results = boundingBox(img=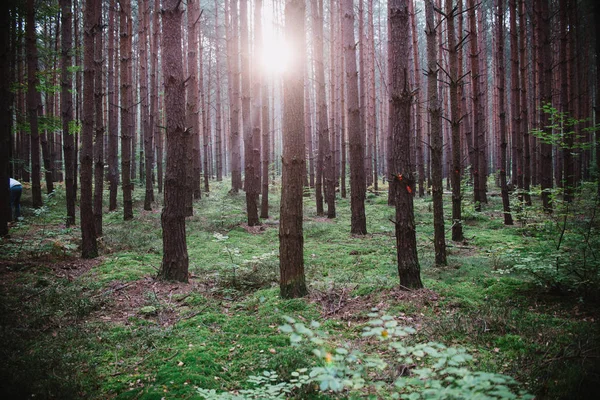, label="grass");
[1,178,599,399]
